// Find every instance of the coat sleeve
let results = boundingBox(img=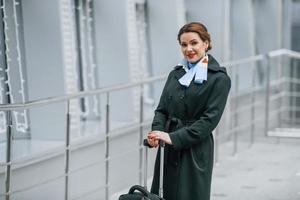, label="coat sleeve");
[169,73,231,150]
[151,72,173,131]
